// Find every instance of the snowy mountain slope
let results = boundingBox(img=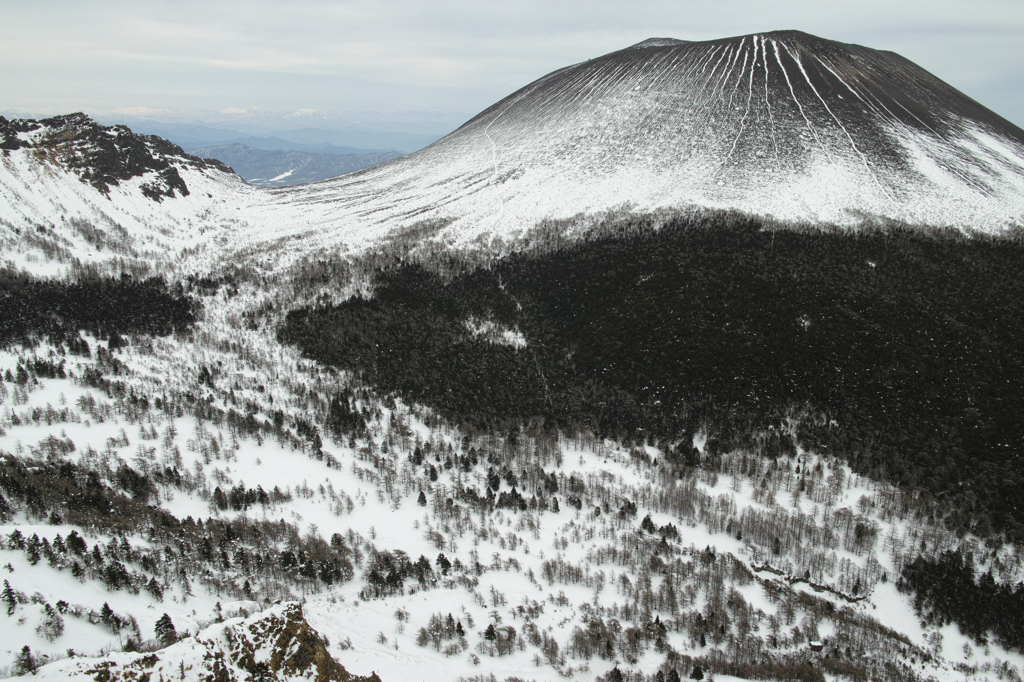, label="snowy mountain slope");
[0,114,255,276]
[5,32,1024,272]
[242,30,1024,257]
[4,31,1024,682]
